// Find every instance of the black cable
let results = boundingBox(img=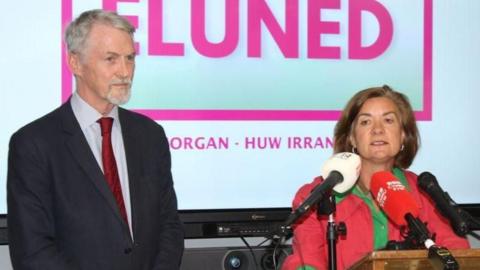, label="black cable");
[272,234,283,270]
[239,233,259,270]
[468,230,480,240]
[256,236,272,247]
